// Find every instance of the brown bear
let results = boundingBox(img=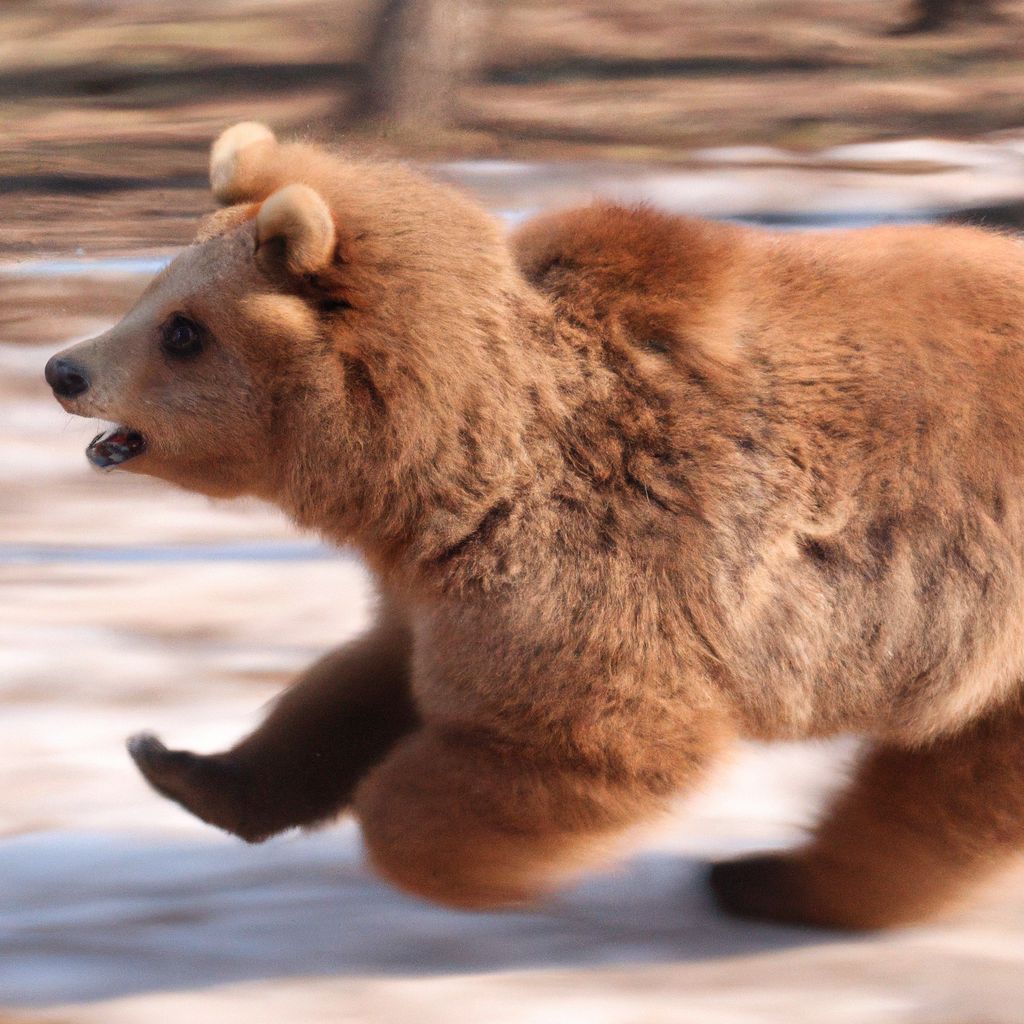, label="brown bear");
[45,121,1024,929]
